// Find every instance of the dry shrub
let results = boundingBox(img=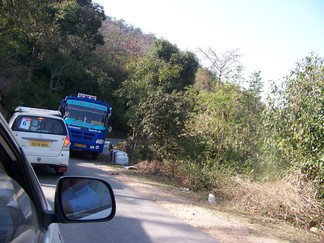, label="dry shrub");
[222,171,324,228]
[134,160,177,176]
[134,160,194,186]
[133,160,324,229]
